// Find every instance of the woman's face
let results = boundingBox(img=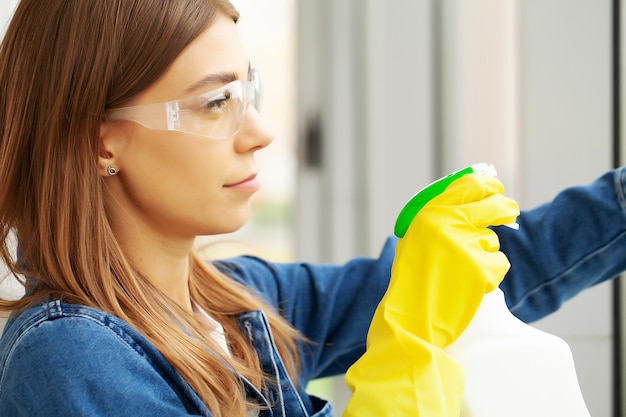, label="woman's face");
[104,15,272,240]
